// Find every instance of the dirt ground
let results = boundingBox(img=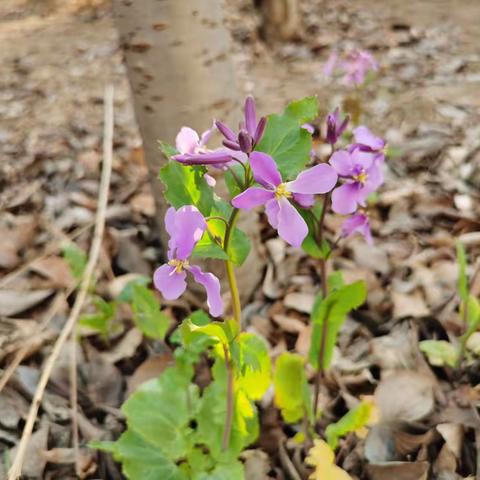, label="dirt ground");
[1,0,480,478]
